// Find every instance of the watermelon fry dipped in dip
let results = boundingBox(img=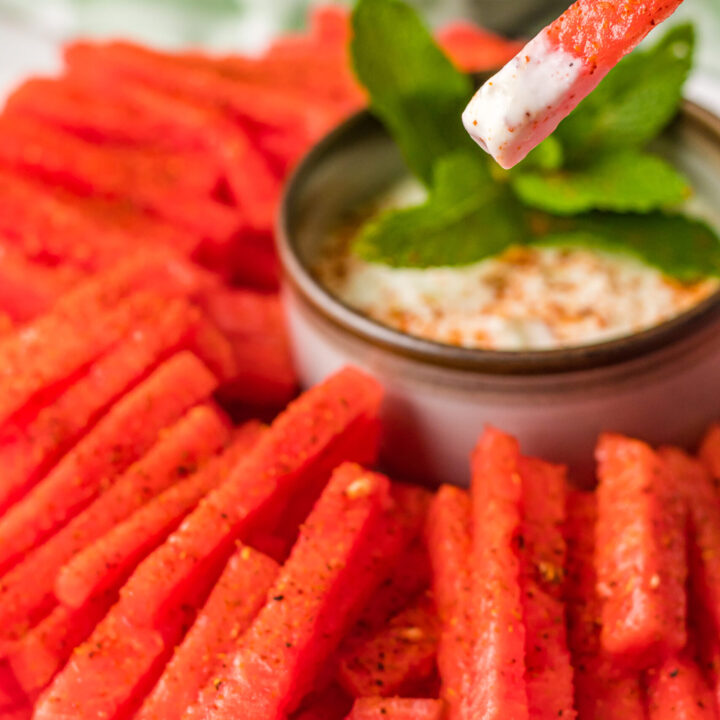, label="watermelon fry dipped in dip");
[463,0,686,168]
